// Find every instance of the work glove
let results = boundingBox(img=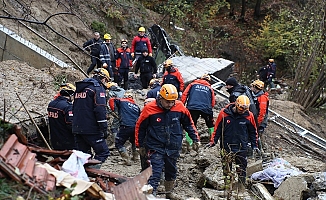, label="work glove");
[192,142,201,152]
[102,130,108,139]
[149,53,152,57]
[258,126,265,134]
[253,147,261,156]
[138,147,147,157]
[131,53,134,58]
[152,73,157,78]
[205,142,215,148]
[102,63,108,68]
